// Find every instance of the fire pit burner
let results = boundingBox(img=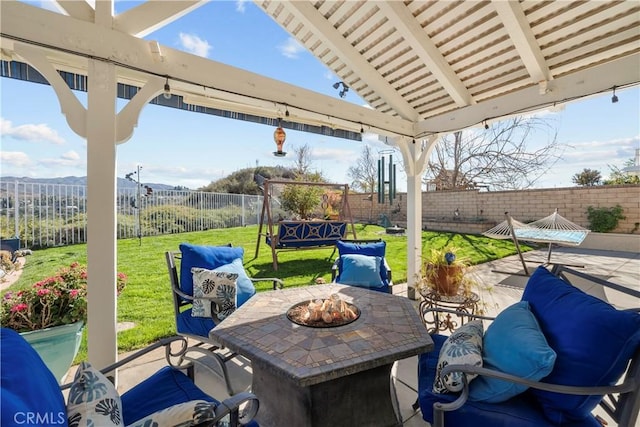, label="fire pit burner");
[287,296,360,328]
